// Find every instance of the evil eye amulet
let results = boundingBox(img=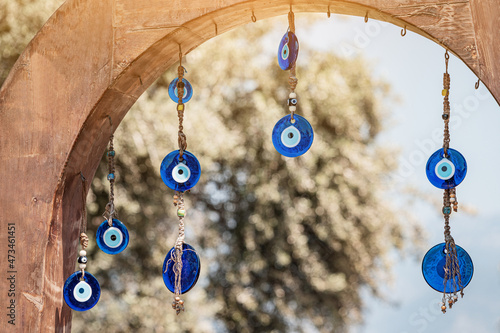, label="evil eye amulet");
[272,114,313,157]
[426,148,467,189]
[168,78,193,103]
[278,31,299,70]
[63,271,101,311]
[96,218,129,255]
[162,243,201,294]
[422,242,473,293]
[160,150,201,191]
